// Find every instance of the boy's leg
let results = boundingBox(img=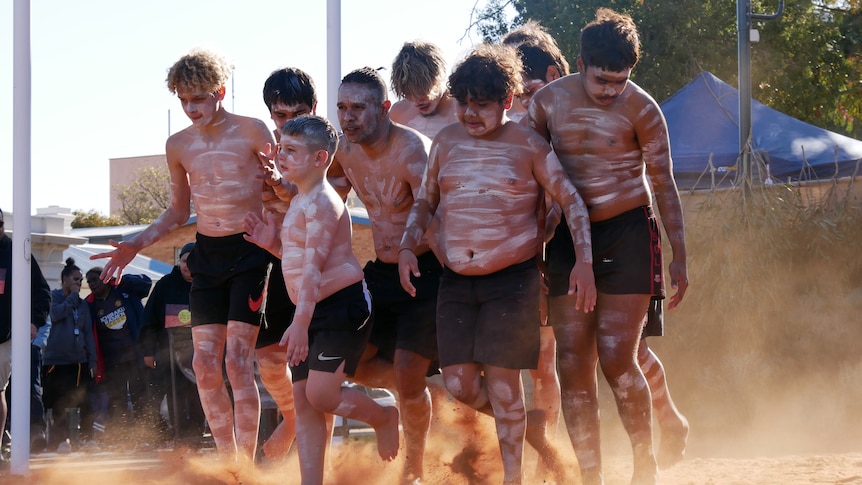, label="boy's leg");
[256,342,296,459]
[191,324,236,455]
[551,294,602,485]
[596,293,656,485]
[638,339,689,469]
[293,379,328,485]
[393,349,432,481]
[224,320,261,460]
[529,325,560,436]
[485,365,527,485]
[305,367,399,462]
